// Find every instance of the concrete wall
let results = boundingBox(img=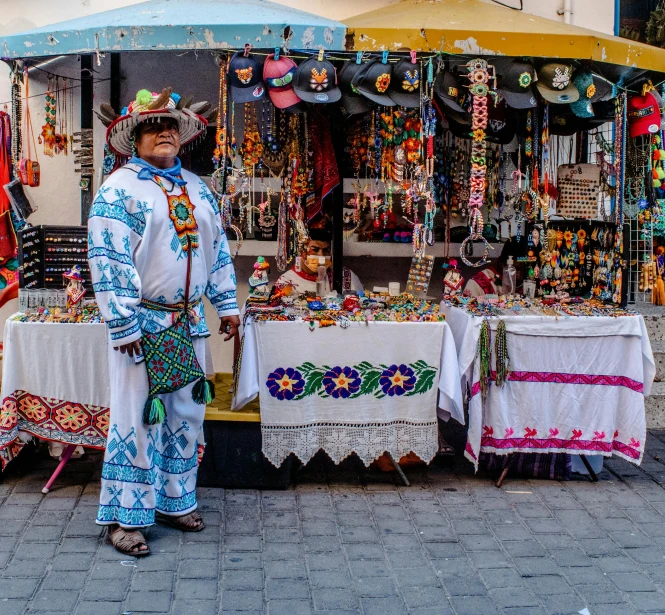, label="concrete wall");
[0,0,617,372]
